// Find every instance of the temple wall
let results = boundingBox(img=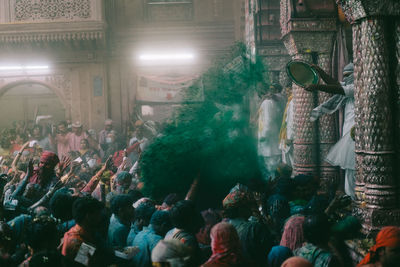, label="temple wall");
[0,0,244,133]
